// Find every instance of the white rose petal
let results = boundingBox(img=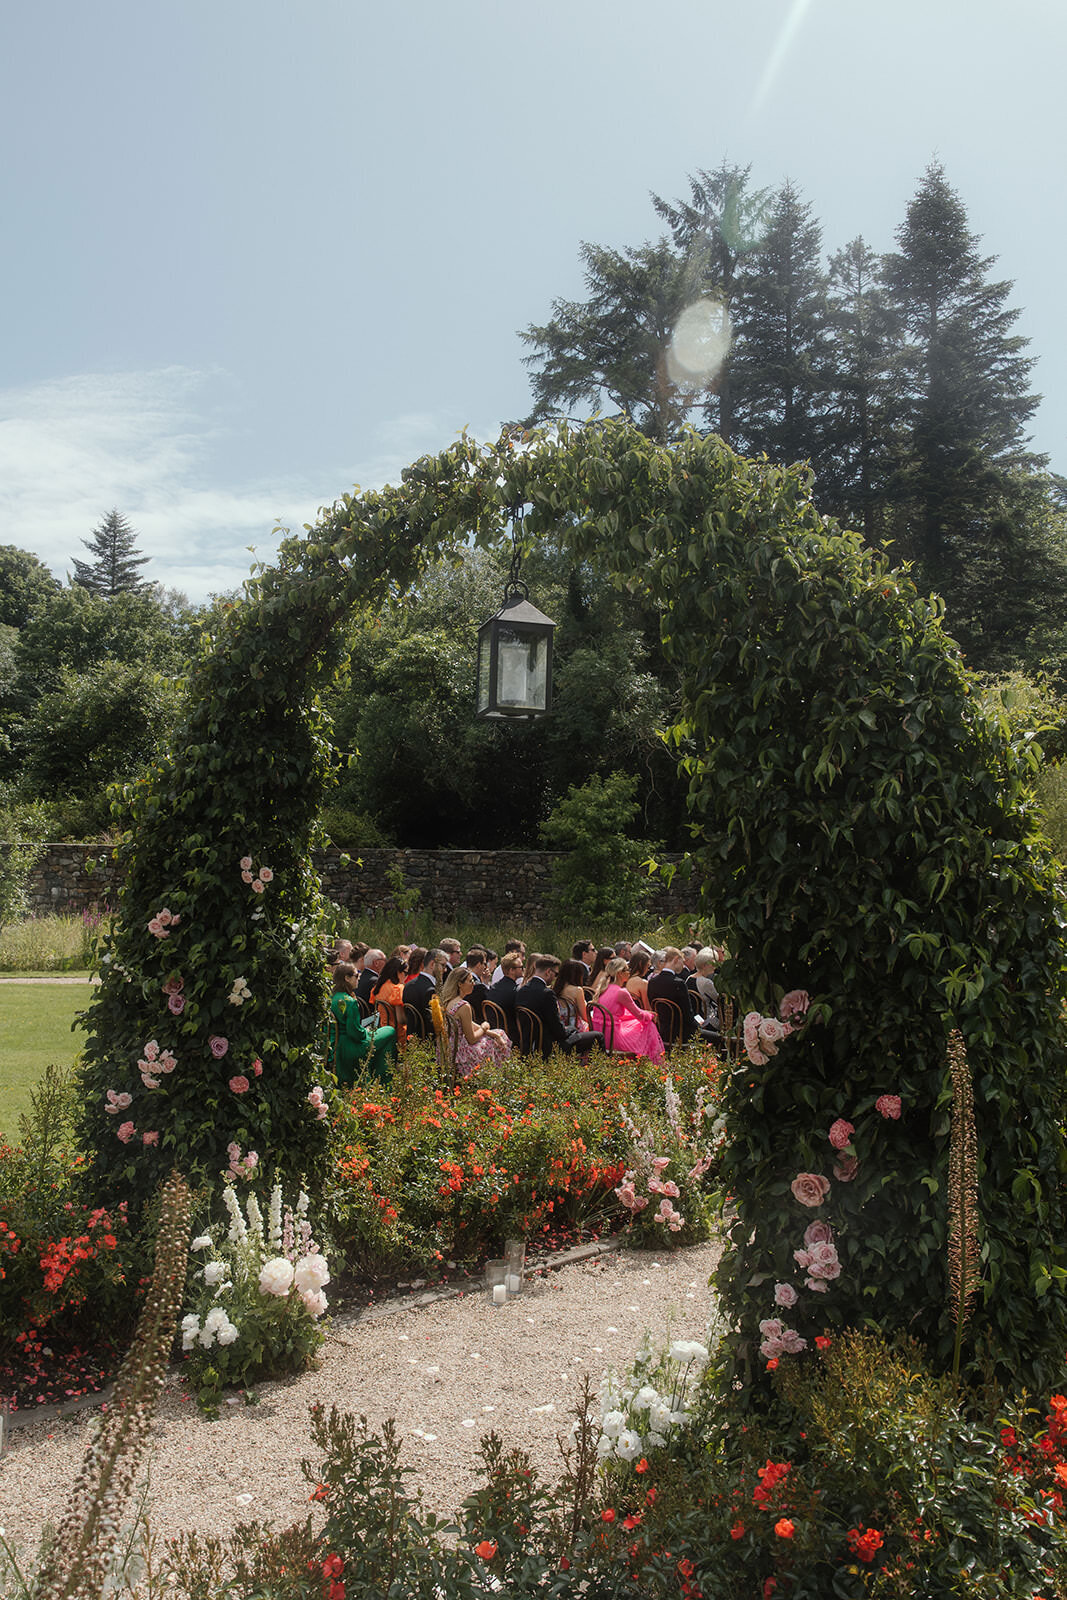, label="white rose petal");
[258,1257,295,1297]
